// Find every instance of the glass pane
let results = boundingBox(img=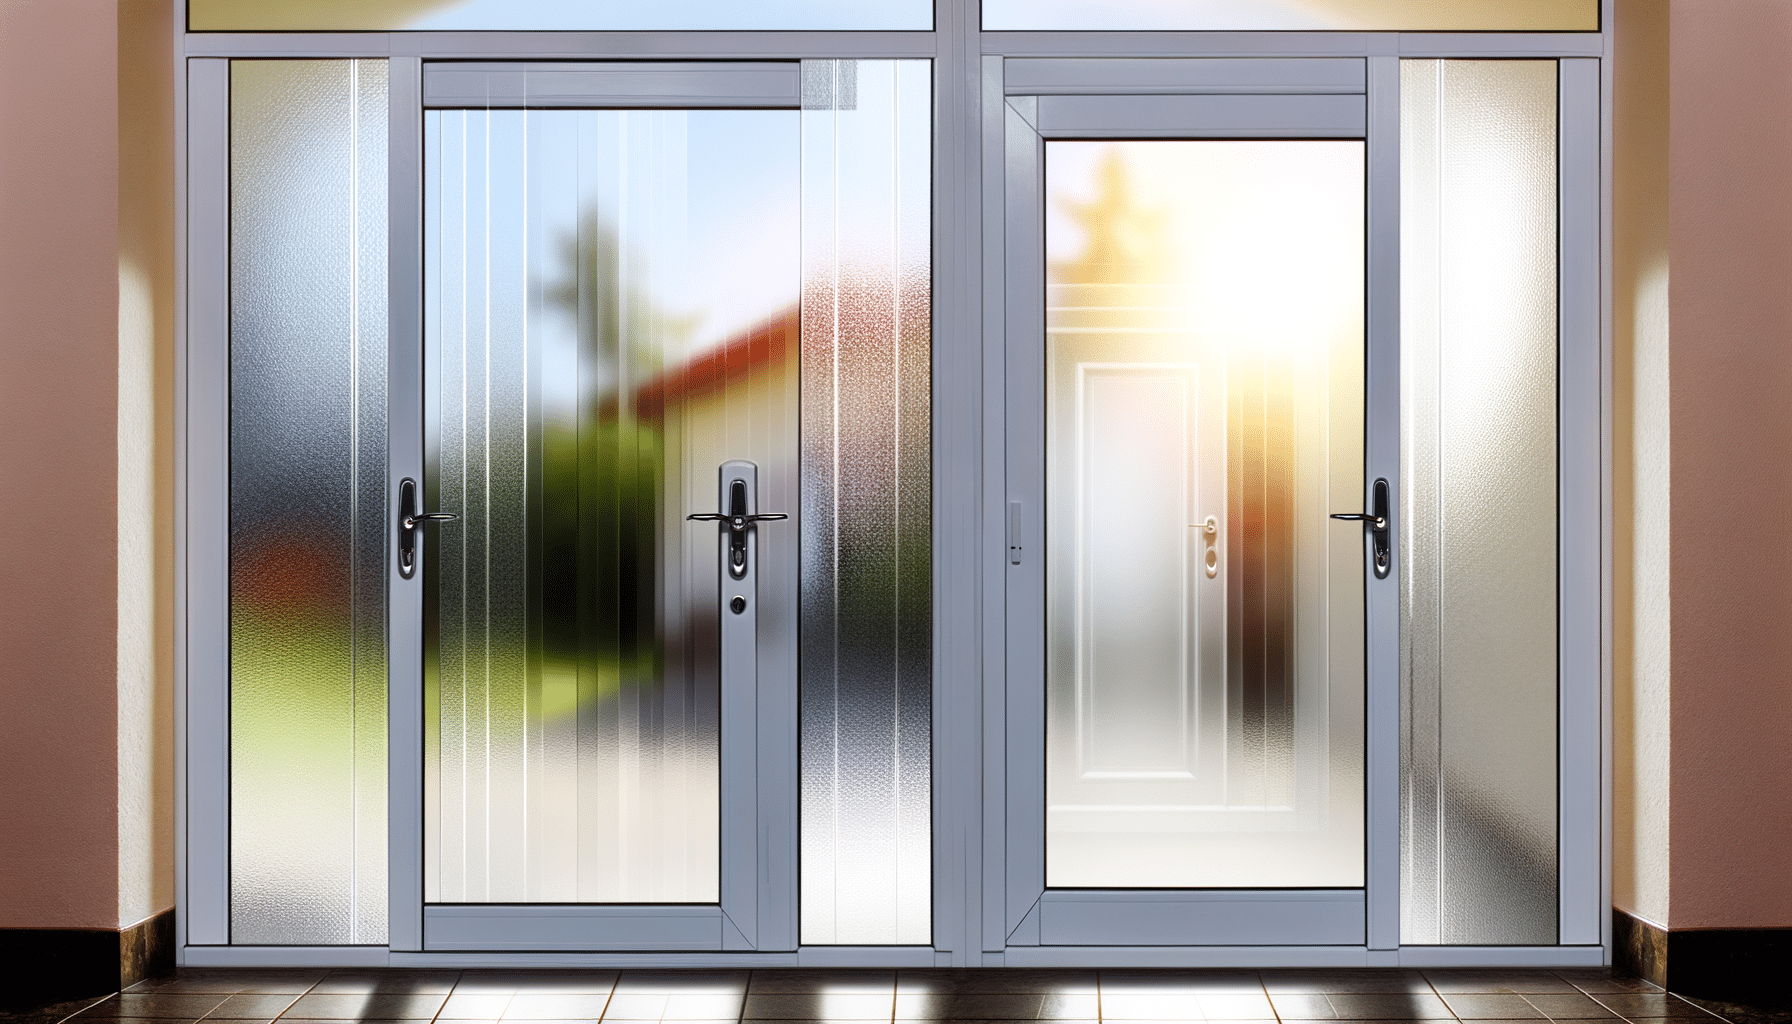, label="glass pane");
[1400,59,1559,945]
[229,58,388,945]
[424,107,800,903]
[984,0,1594,31]
[799,59,933,945]
[1043,141,1364,890]
[192,0,929,31]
